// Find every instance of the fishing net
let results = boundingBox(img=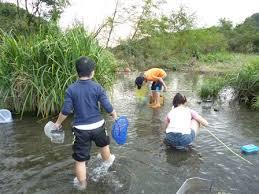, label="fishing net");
[112,116,129,145]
